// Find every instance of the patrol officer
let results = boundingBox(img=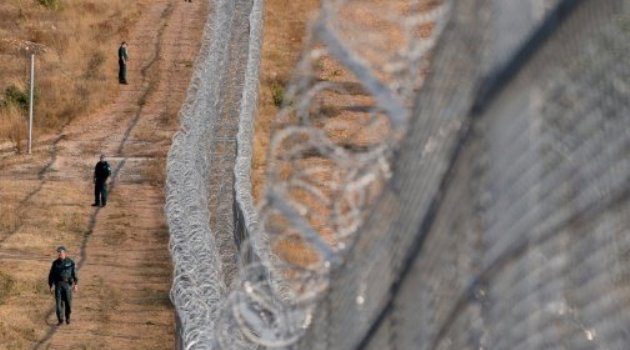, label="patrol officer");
[93,154,112,207]
[48,246,78,325]
[118,41,129,84]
